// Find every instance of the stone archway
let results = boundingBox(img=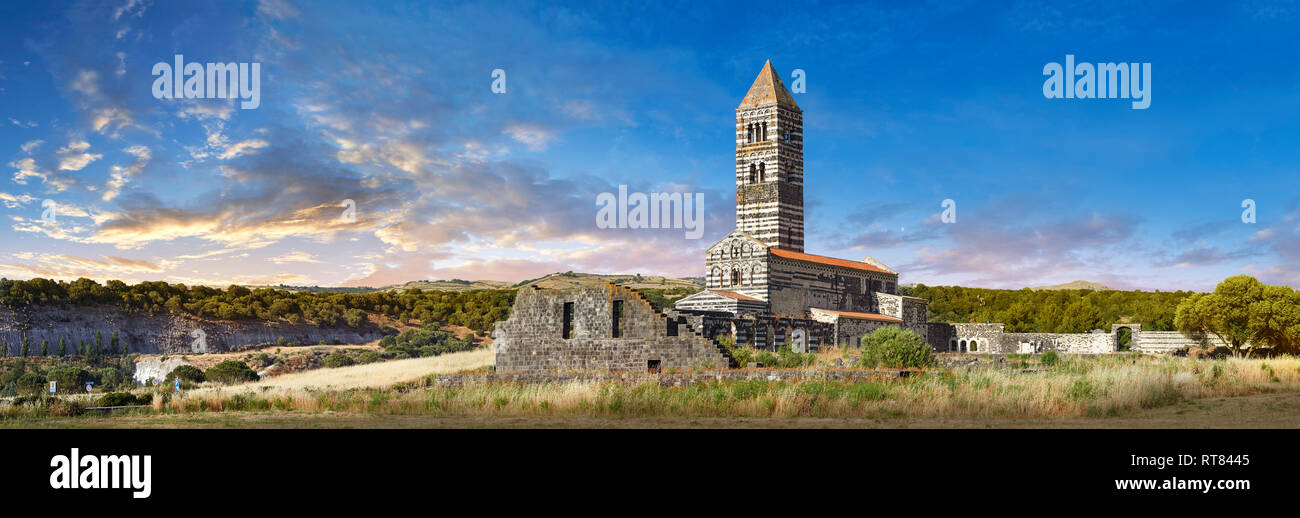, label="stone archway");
[1115,327,1133,352]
